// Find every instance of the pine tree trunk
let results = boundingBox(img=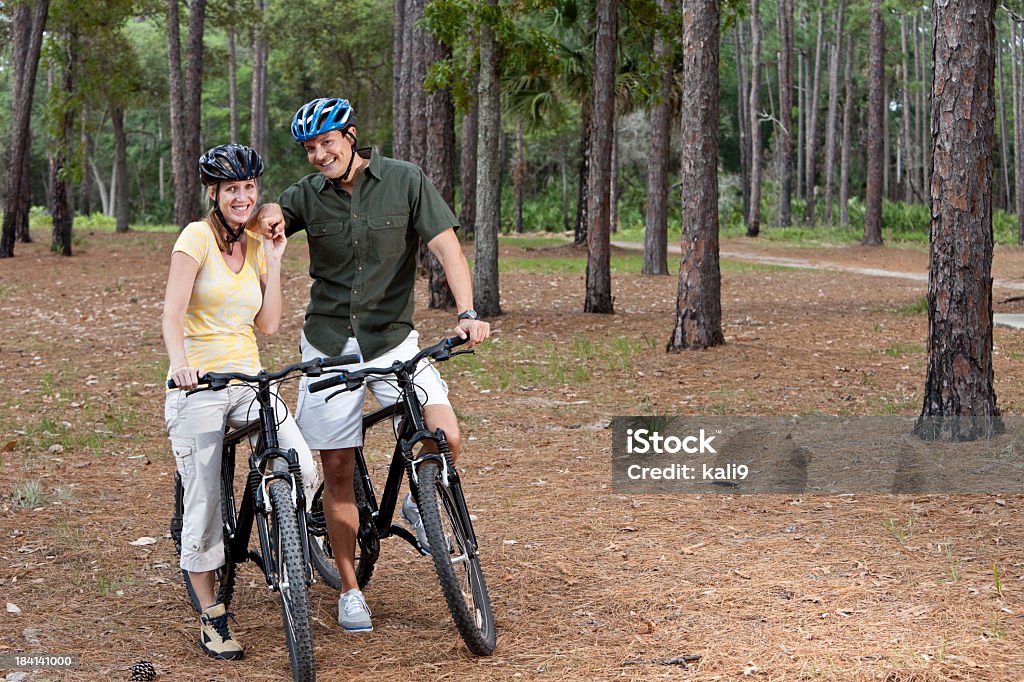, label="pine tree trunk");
[777,0,794,227]
[669,0,723,351]
[227,9,238,143]
[998,41,1011,211]
[51,29,76,257]
[917,0,999,440]
[459,102,478,238]
[796,49,804,201]
[4,0,52,255]
[823,2,845,224]
[864,0,885,245]
[839,35,854,226]
[804,11,824,225]
[473,3,502,318]
[79,113,93,216]
[392,0,408,159]
[900,16,914,203]
[182,0,206,222]
[513,121,525,234]
[747,0,762,238]
[643,0,673,275]
[249,0,267,155]
[584,0,617,314]
[112,105,130,232]
[408,0,429,163]
[573,99,592,245]
[735,23,751,227]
